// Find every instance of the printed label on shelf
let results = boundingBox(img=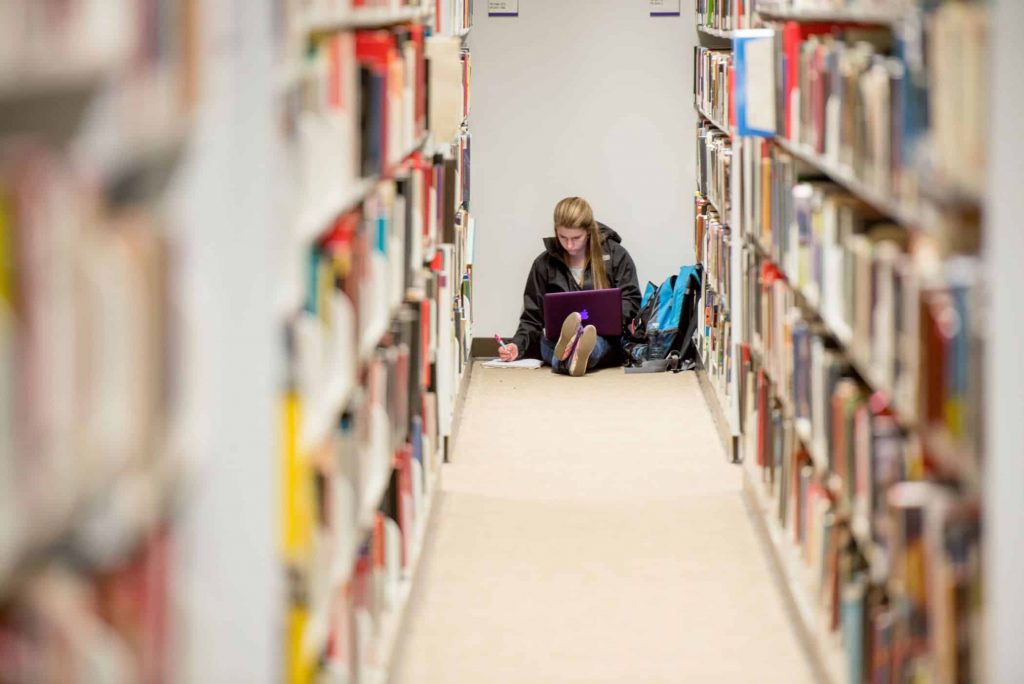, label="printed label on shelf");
[488,0,518,17]
[650,0,681,17]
